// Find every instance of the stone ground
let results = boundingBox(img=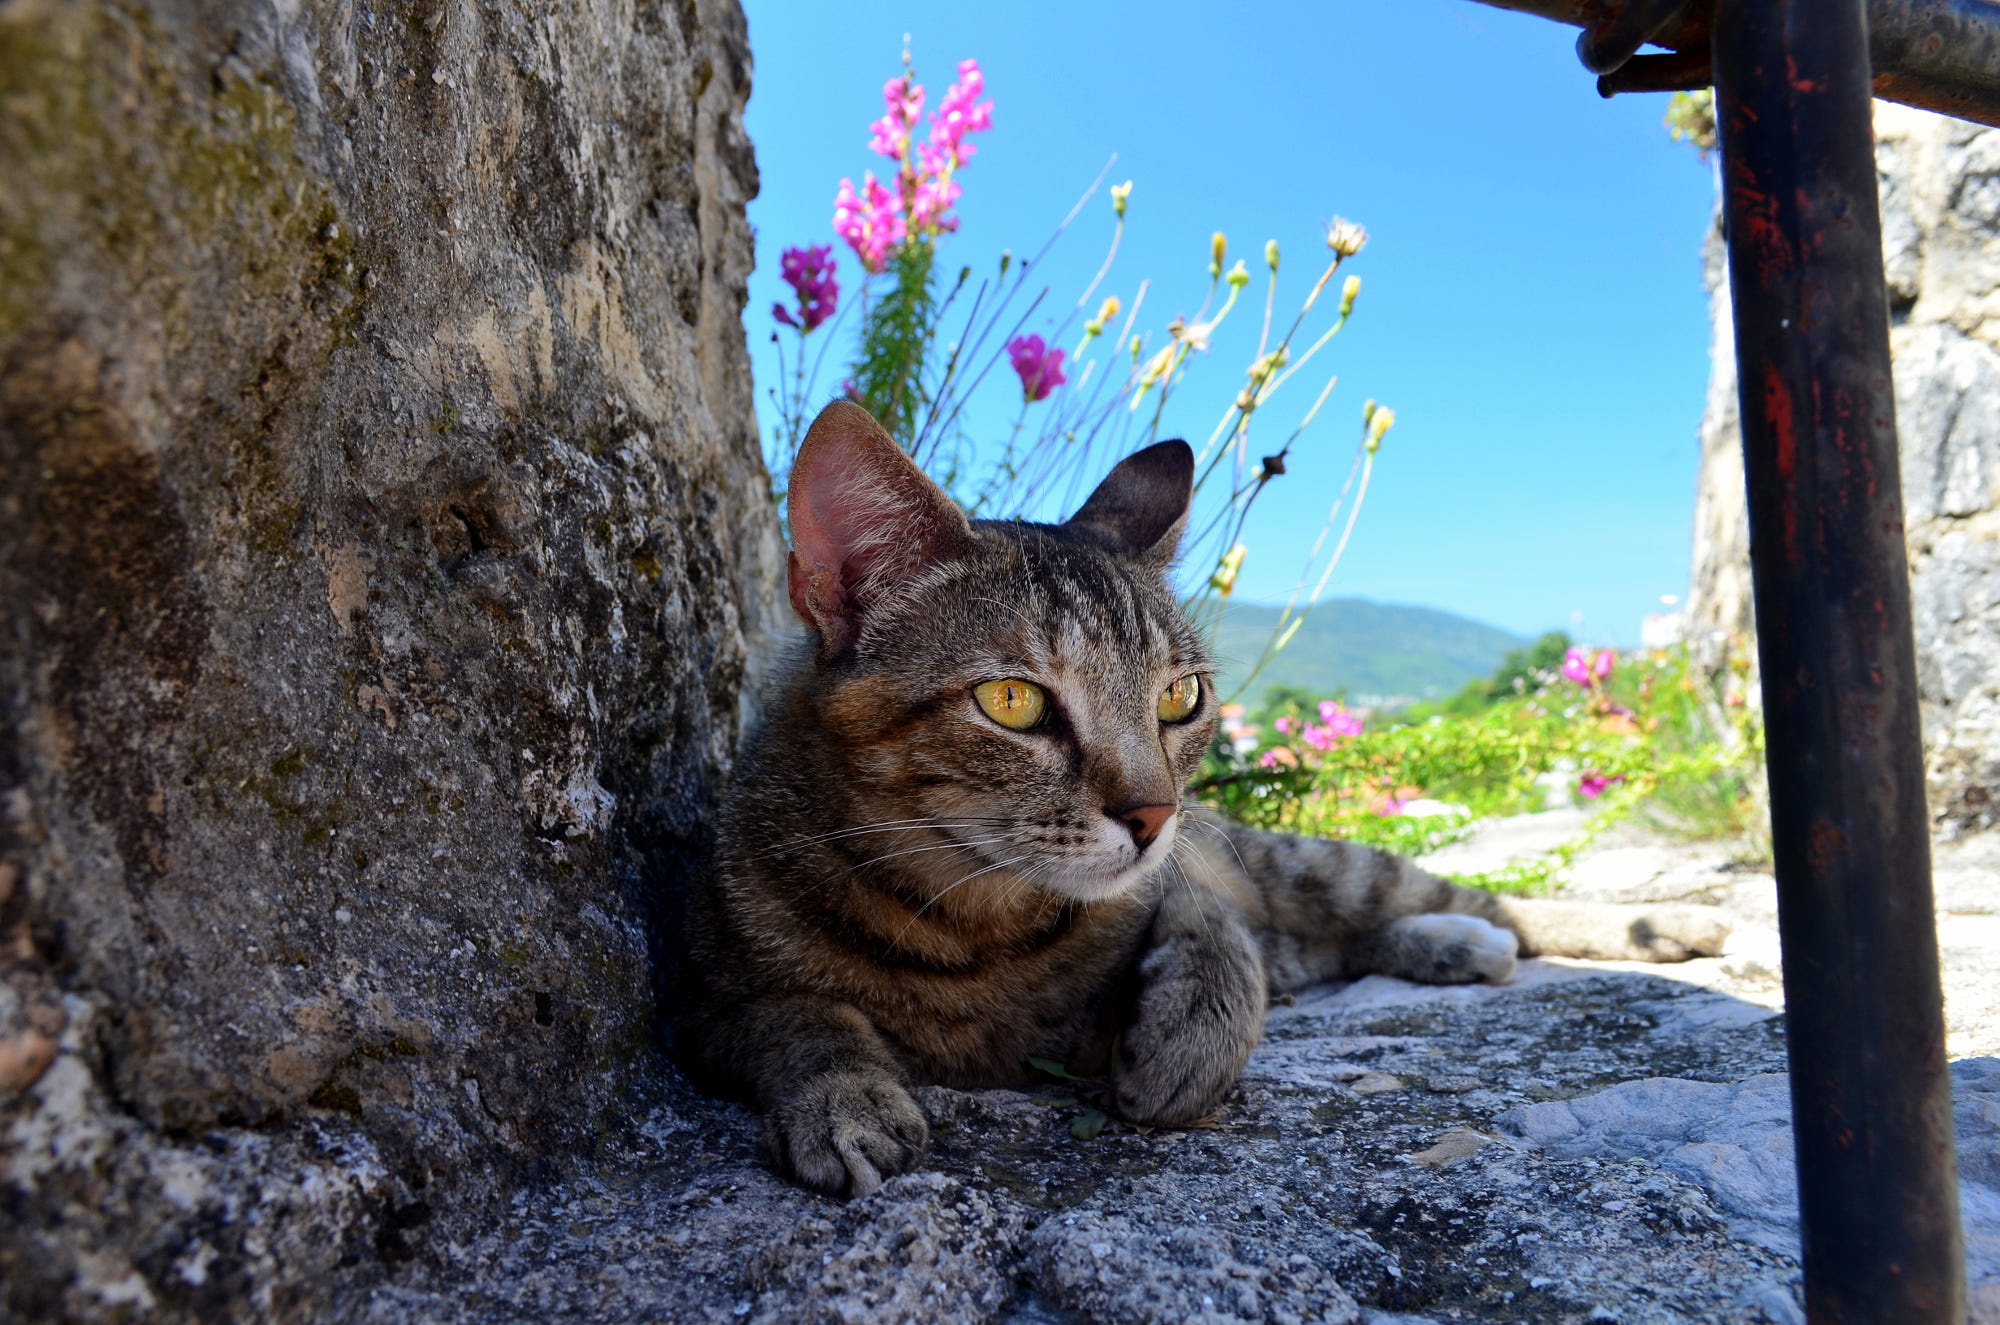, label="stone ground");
[344,820,2000,1325]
